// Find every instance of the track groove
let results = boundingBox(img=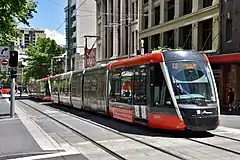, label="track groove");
[187,138,240,155]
